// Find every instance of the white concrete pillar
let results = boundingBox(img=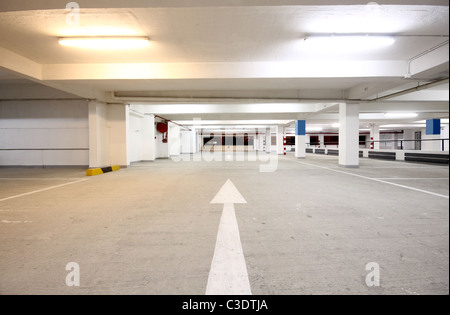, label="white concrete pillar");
[89,102,129,167]
[194,130,200,154]
[442,125,449,151]
[339,103,360,168]
[259,133,265,151]
[318,134,325,148]
[88,101,107,168]
[370,124,380,150]
[142,114,155,161]
[265,128,271,153]
[277,126,285,155]
[295,120,306,159]
[108,104,129,166]
[423,119,442,151]
[422,135,442,151]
